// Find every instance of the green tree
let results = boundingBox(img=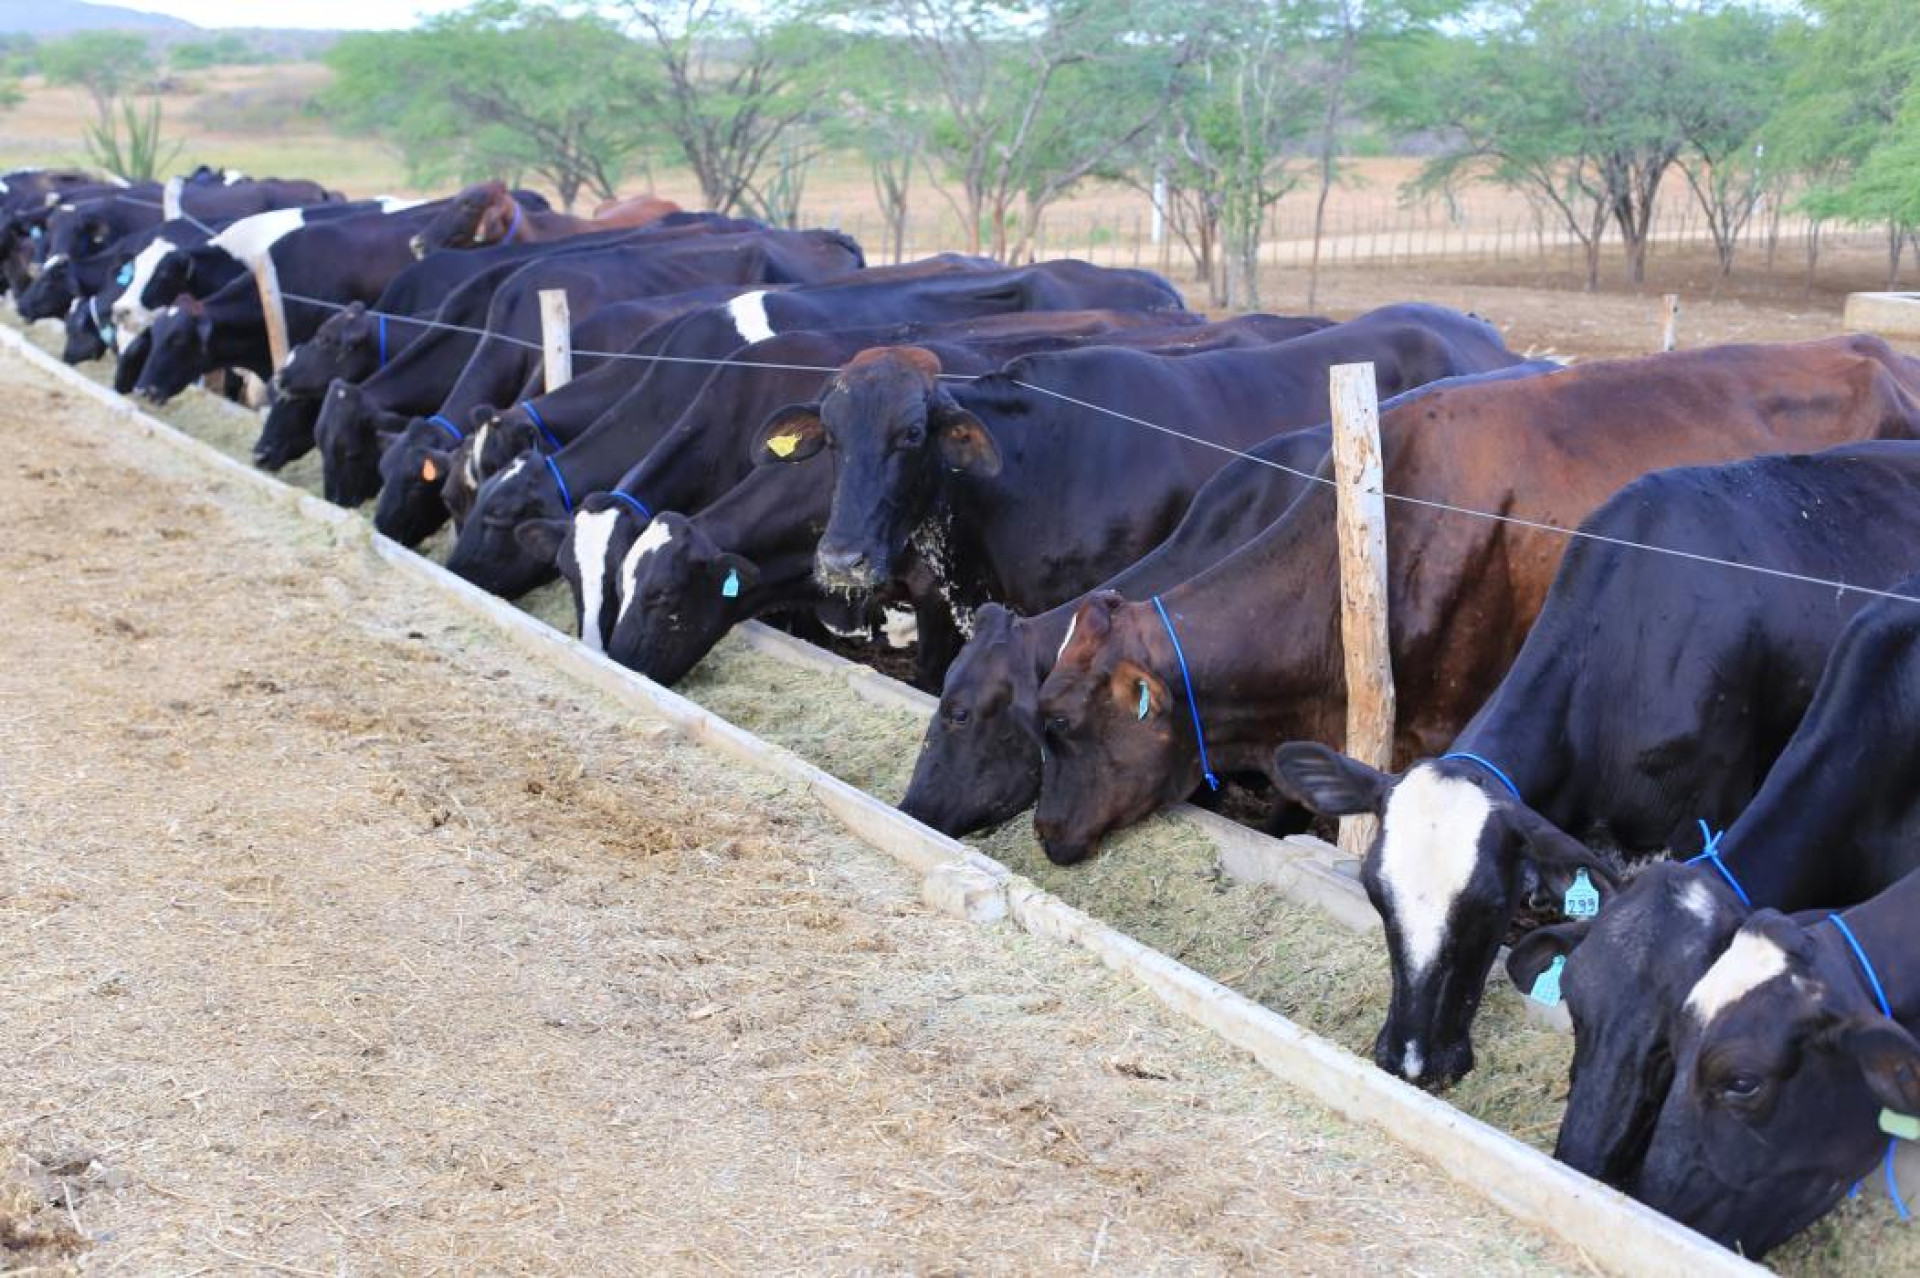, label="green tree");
[1671,6,1786,284]
[325,2,649,211]
[39,31,154,127]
